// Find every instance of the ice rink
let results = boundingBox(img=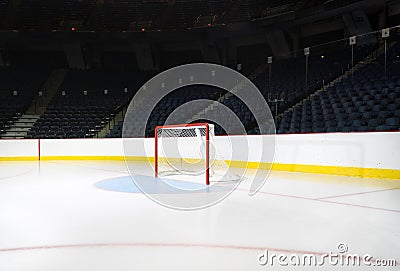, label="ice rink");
[0,160,399,270]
